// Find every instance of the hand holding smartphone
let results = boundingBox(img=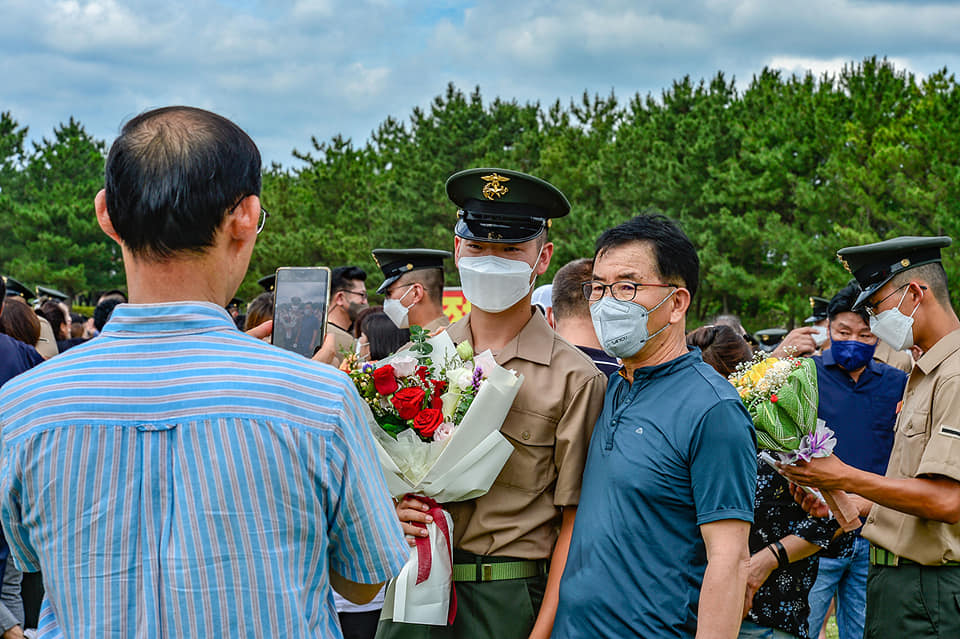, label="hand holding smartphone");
[272,267,331,357]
